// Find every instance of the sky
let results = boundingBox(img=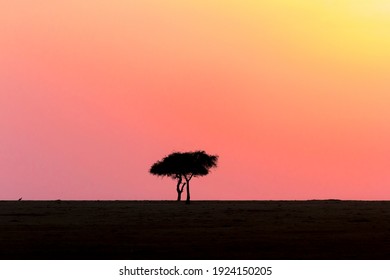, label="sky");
[1,1,390,200]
